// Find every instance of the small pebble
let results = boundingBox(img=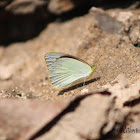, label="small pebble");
[81,88,89,95]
